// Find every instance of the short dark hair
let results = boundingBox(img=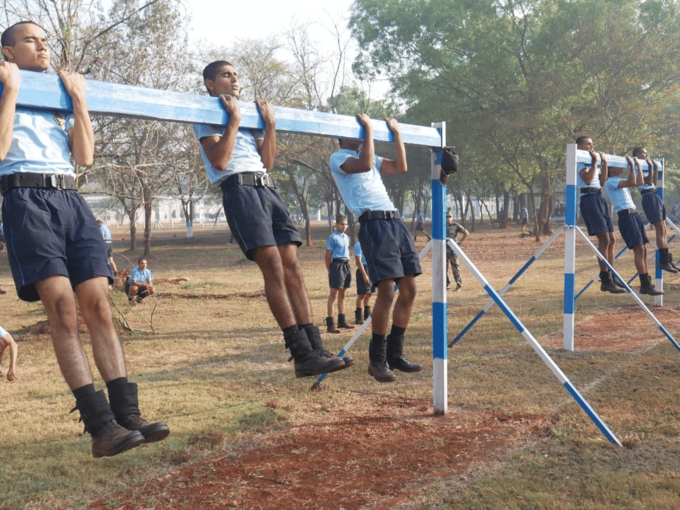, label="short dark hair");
[335,214,346,223]
[632,147,645,158]
[1,21,40,49]
[575,136,591,146]
[138,257,147,264]
[202,60,233,95]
